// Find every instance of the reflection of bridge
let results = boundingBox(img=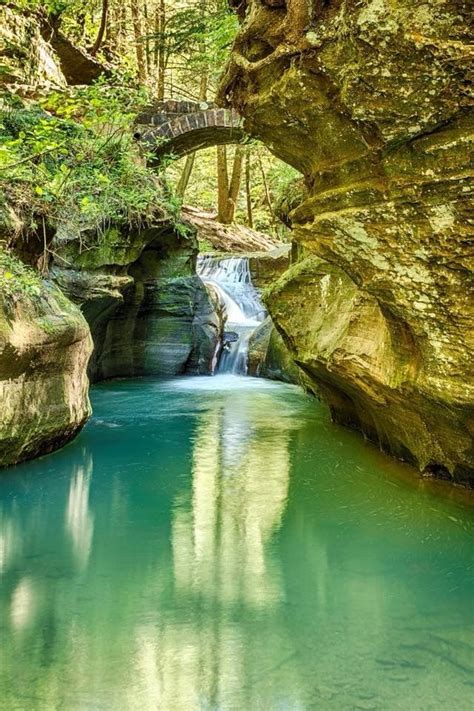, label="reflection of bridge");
[133,100,246,164]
